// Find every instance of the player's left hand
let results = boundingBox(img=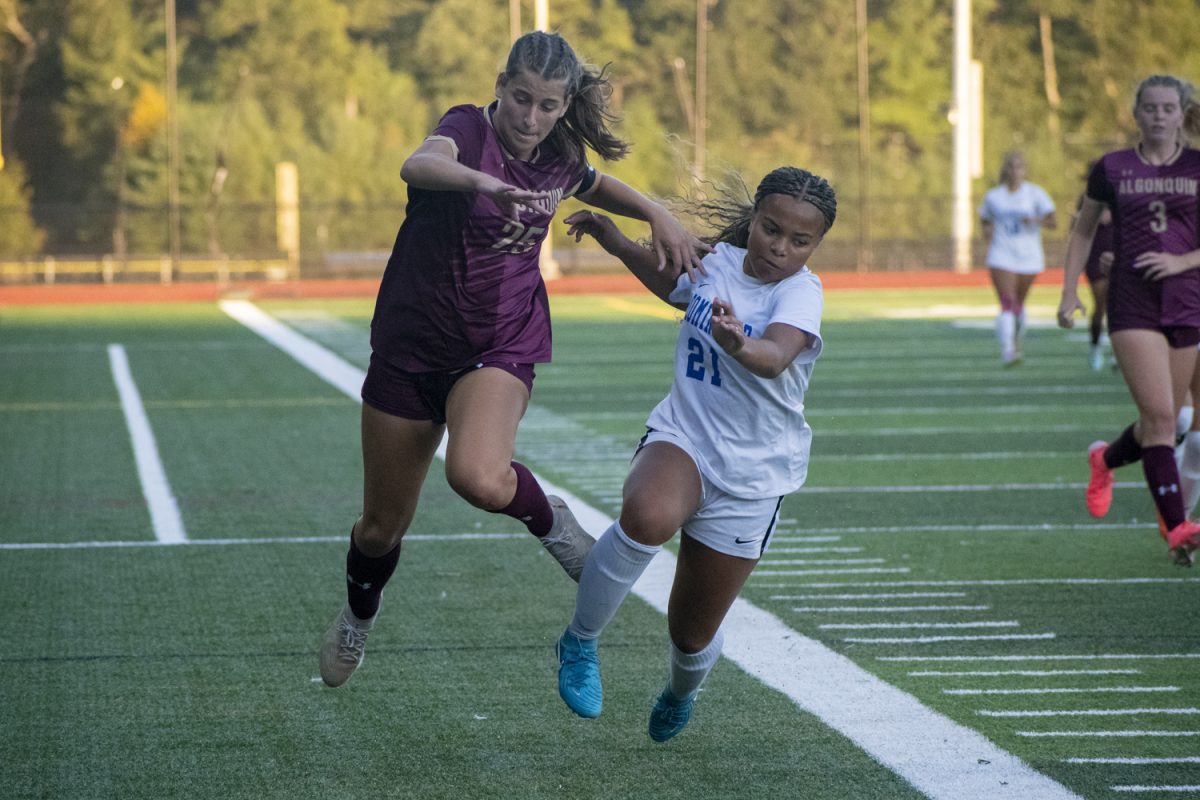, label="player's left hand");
[1133,251,1187,281]
[710,297,746,354]
[647,209,711,283]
